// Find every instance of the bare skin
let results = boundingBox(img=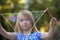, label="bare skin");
[0,14,57,40]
